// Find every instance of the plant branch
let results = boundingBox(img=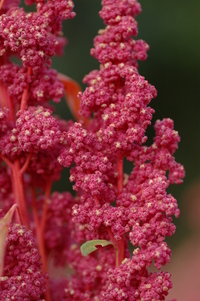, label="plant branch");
[20,153,31,175]
[12,159,29,227]
[0,154,13,169]
[20,67,32,112]
[0,0,5,10]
